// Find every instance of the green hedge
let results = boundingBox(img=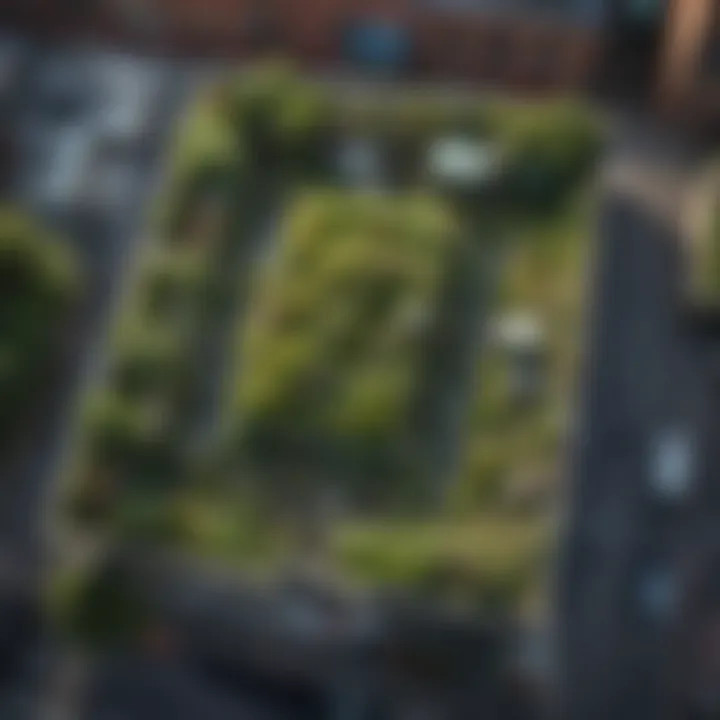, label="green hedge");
[500,103,601,211]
